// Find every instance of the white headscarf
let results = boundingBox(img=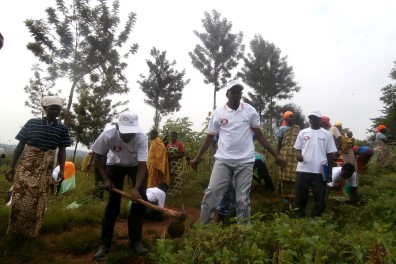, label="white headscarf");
[41,96,63,107]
